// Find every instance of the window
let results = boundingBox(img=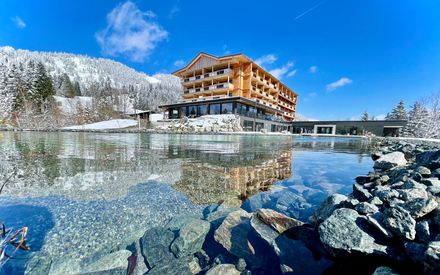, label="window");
[221,103,233,114]
[198,105,208,116]
[188,106,197,117]
[255,122,265,131]
[209,104,221,115]
[243,120,254,131]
